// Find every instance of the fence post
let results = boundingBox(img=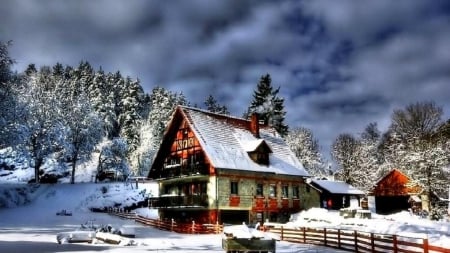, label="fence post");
[324,228,327,246]
[192,220,195,234]
[371,233,375,252]
[423,238,429,253]
[393,235,398,253]
[354,231,358,253]
[337,229,341,249]
[281,226,284,241]
[171,218,174,232]
[302,227,306,243]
